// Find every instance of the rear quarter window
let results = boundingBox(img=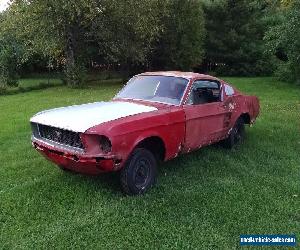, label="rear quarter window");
[224,84,235,96]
